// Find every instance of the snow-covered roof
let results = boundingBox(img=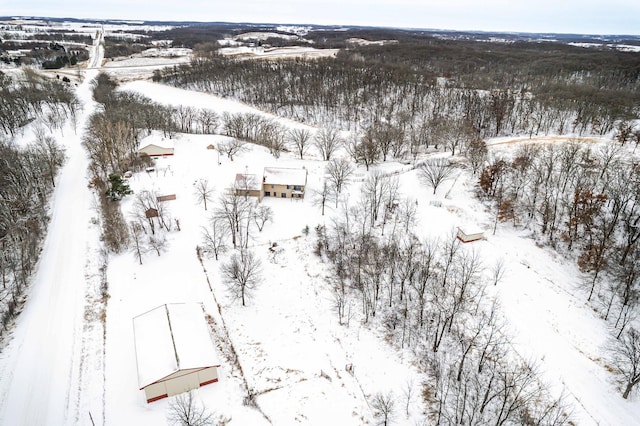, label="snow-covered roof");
[133,303,219,389]
[457,225,484,236]
[138,134,174,151]
[263,167,307,186]
[235,173,262,191]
